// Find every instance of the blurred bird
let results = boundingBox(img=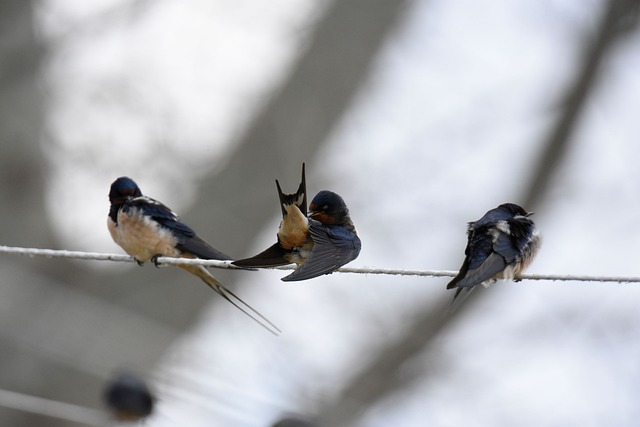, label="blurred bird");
[233,164,361,281]
[108,176,280,335]
[272,417,321,427]
[447,203,541,301]
[103,372,154,422]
